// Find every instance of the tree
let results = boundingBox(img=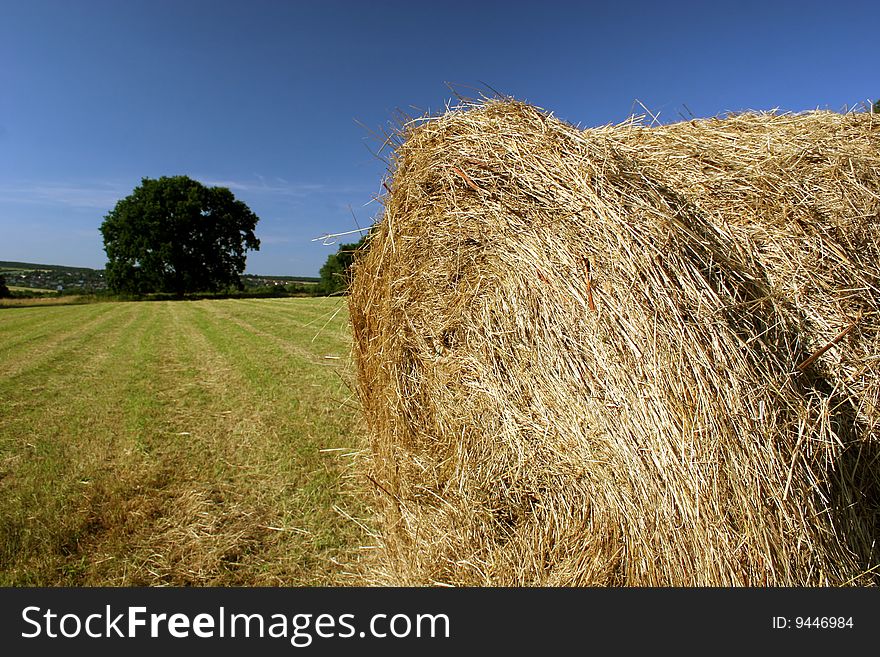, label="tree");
[100,176,260,295]
[319,235,367,294]
[0,274,10,298]
[874,99,880,114]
